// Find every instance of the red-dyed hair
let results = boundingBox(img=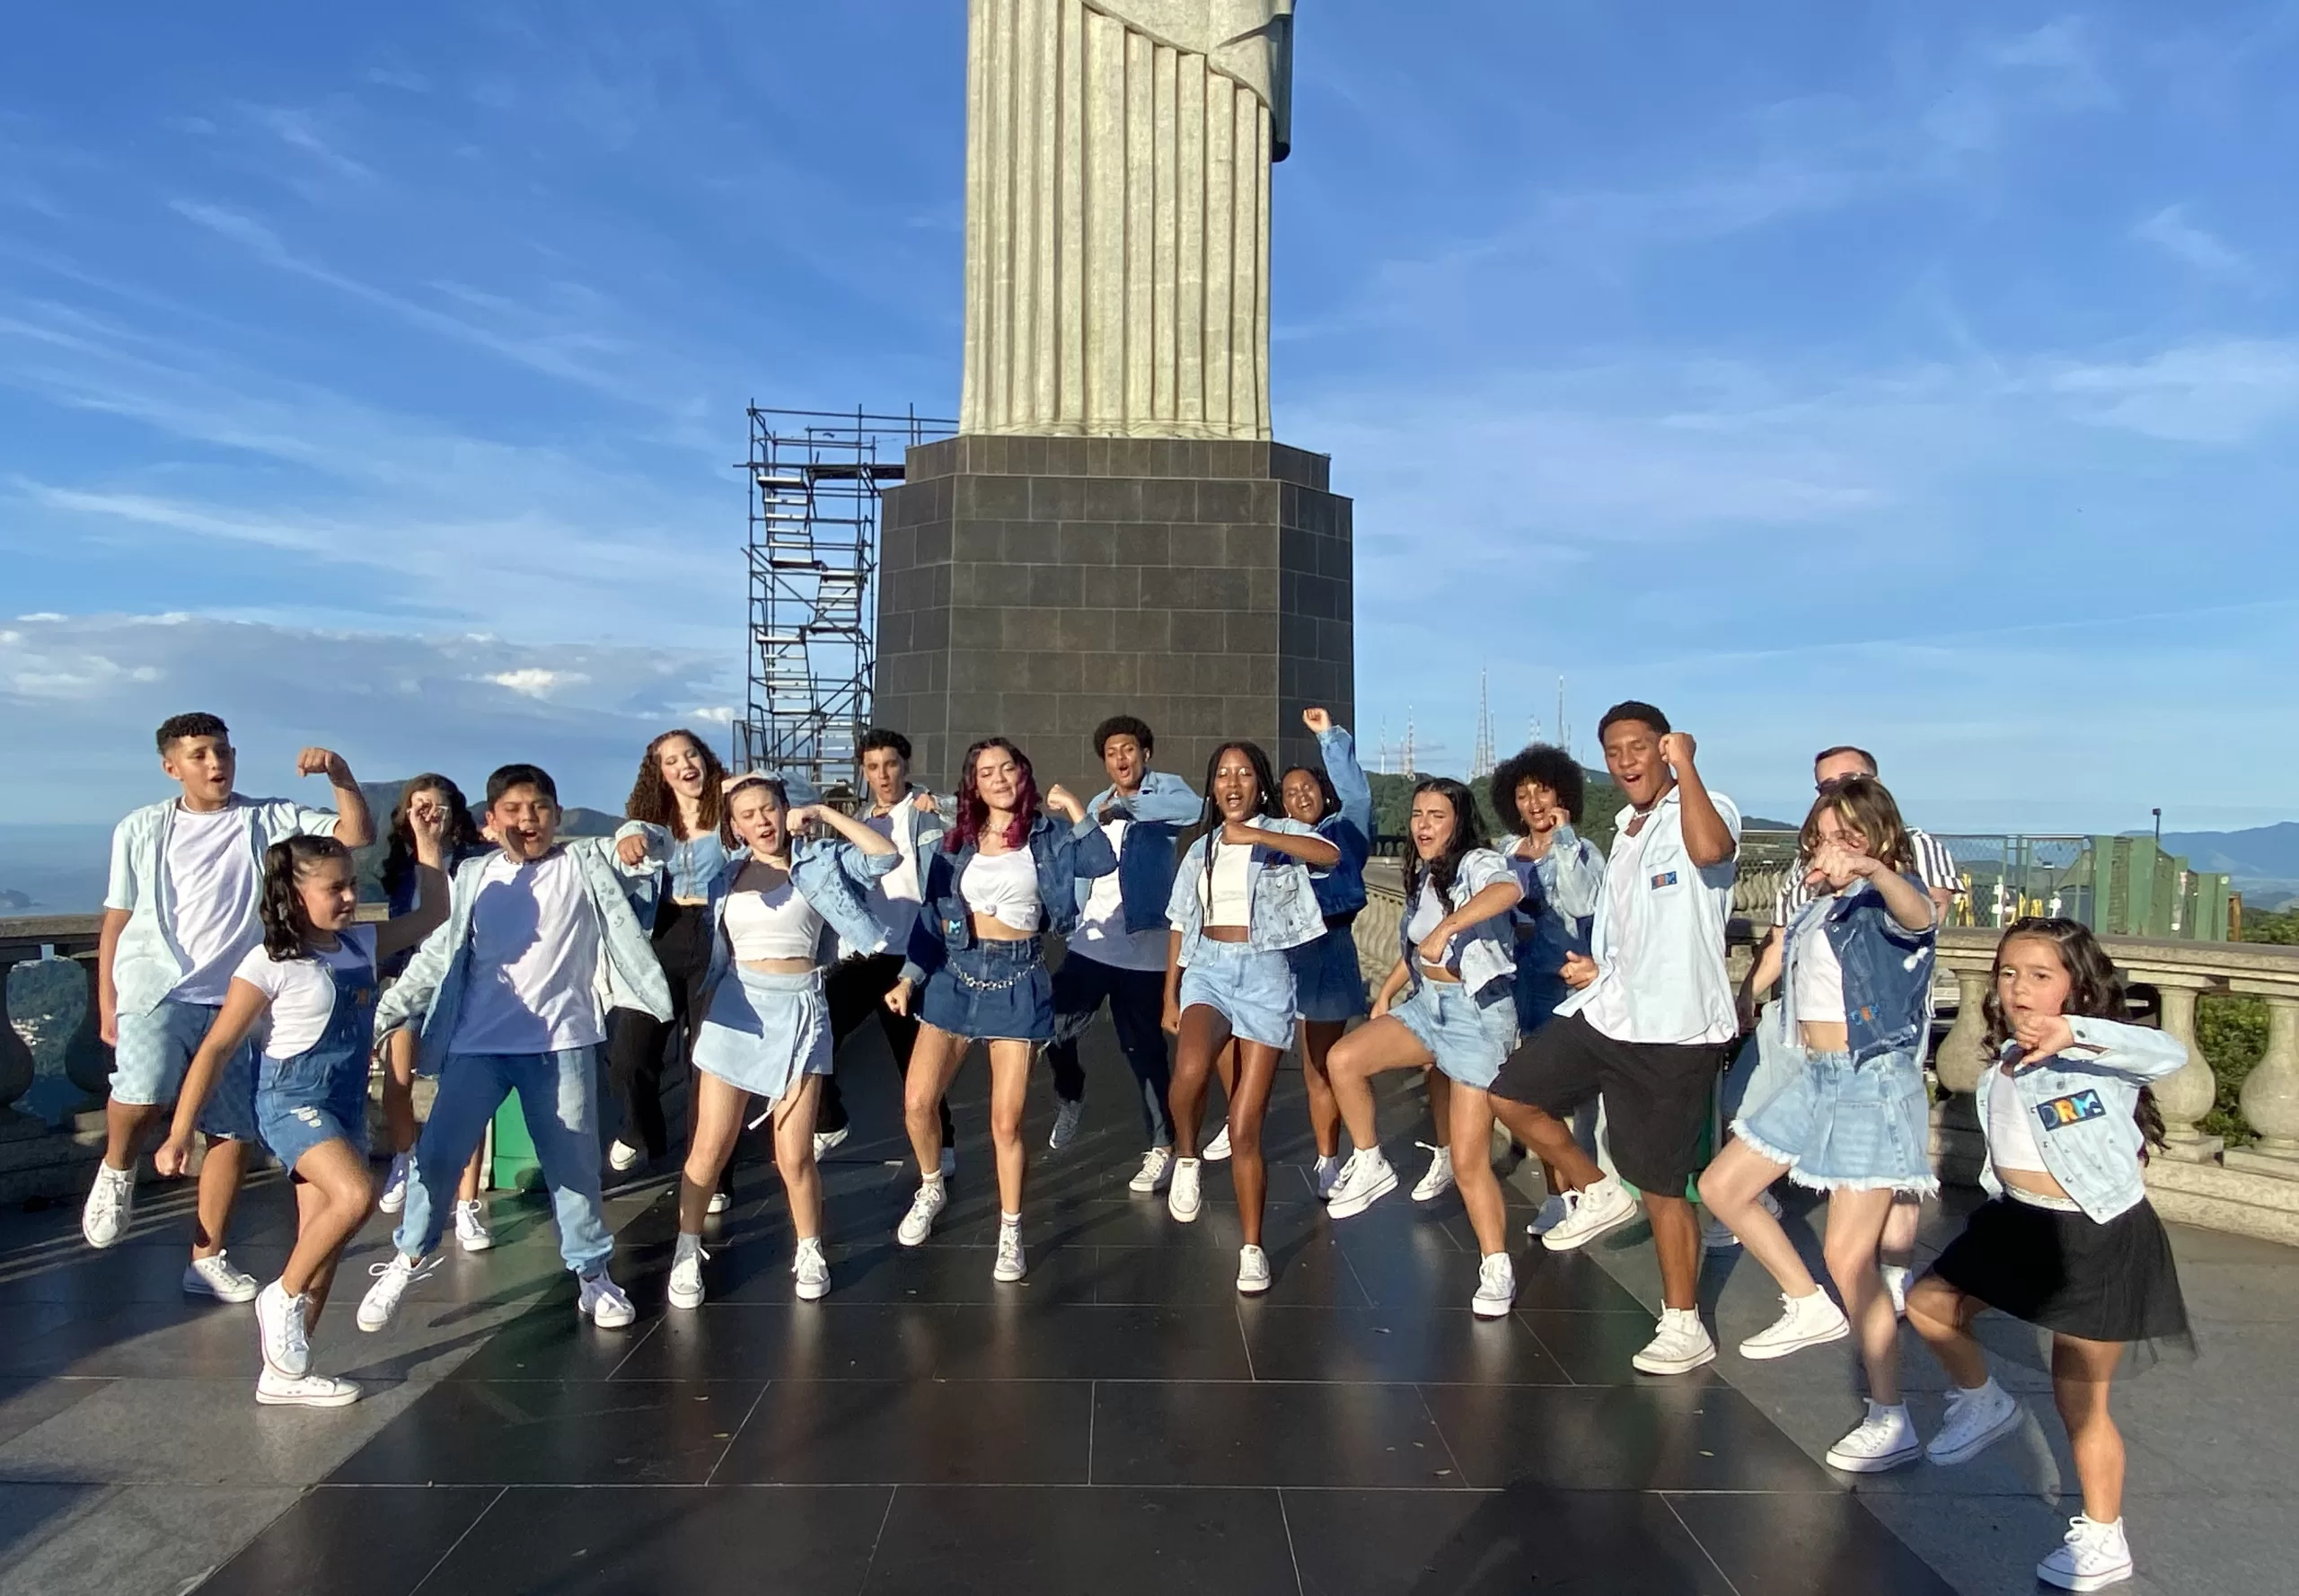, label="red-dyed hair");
[947,736,1039,852]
